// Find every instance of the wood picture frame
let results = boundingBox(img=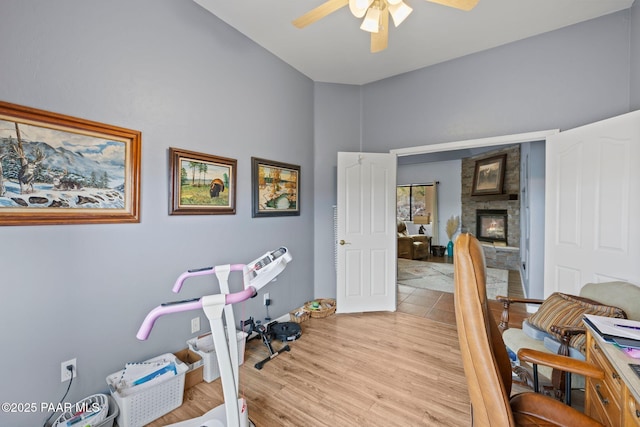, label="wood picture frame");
[169,147,236,215]
[251,157,300,217]
[471,154,507,196]
[0,100,141,226]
